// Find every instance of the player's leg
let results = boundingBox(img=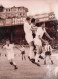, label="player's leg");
[33,43,37,56]
[24,54,26,60]
[28,42,35,63]
[8,56,18,69]
[9,59,13,65]
[39,46,44,59]
[8,54,13,65]
[25,34,34,60]
[11,59,18,69]
[23,51,26,60]
[34,38,43,60]
[44,55,47,65]
[49,56,54,64]
[28,41,34,59]
[44,51,48,65]
[7,53,18,69]
[34,45,41,66]
[24,55,26,60]
[22,53,23,60]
